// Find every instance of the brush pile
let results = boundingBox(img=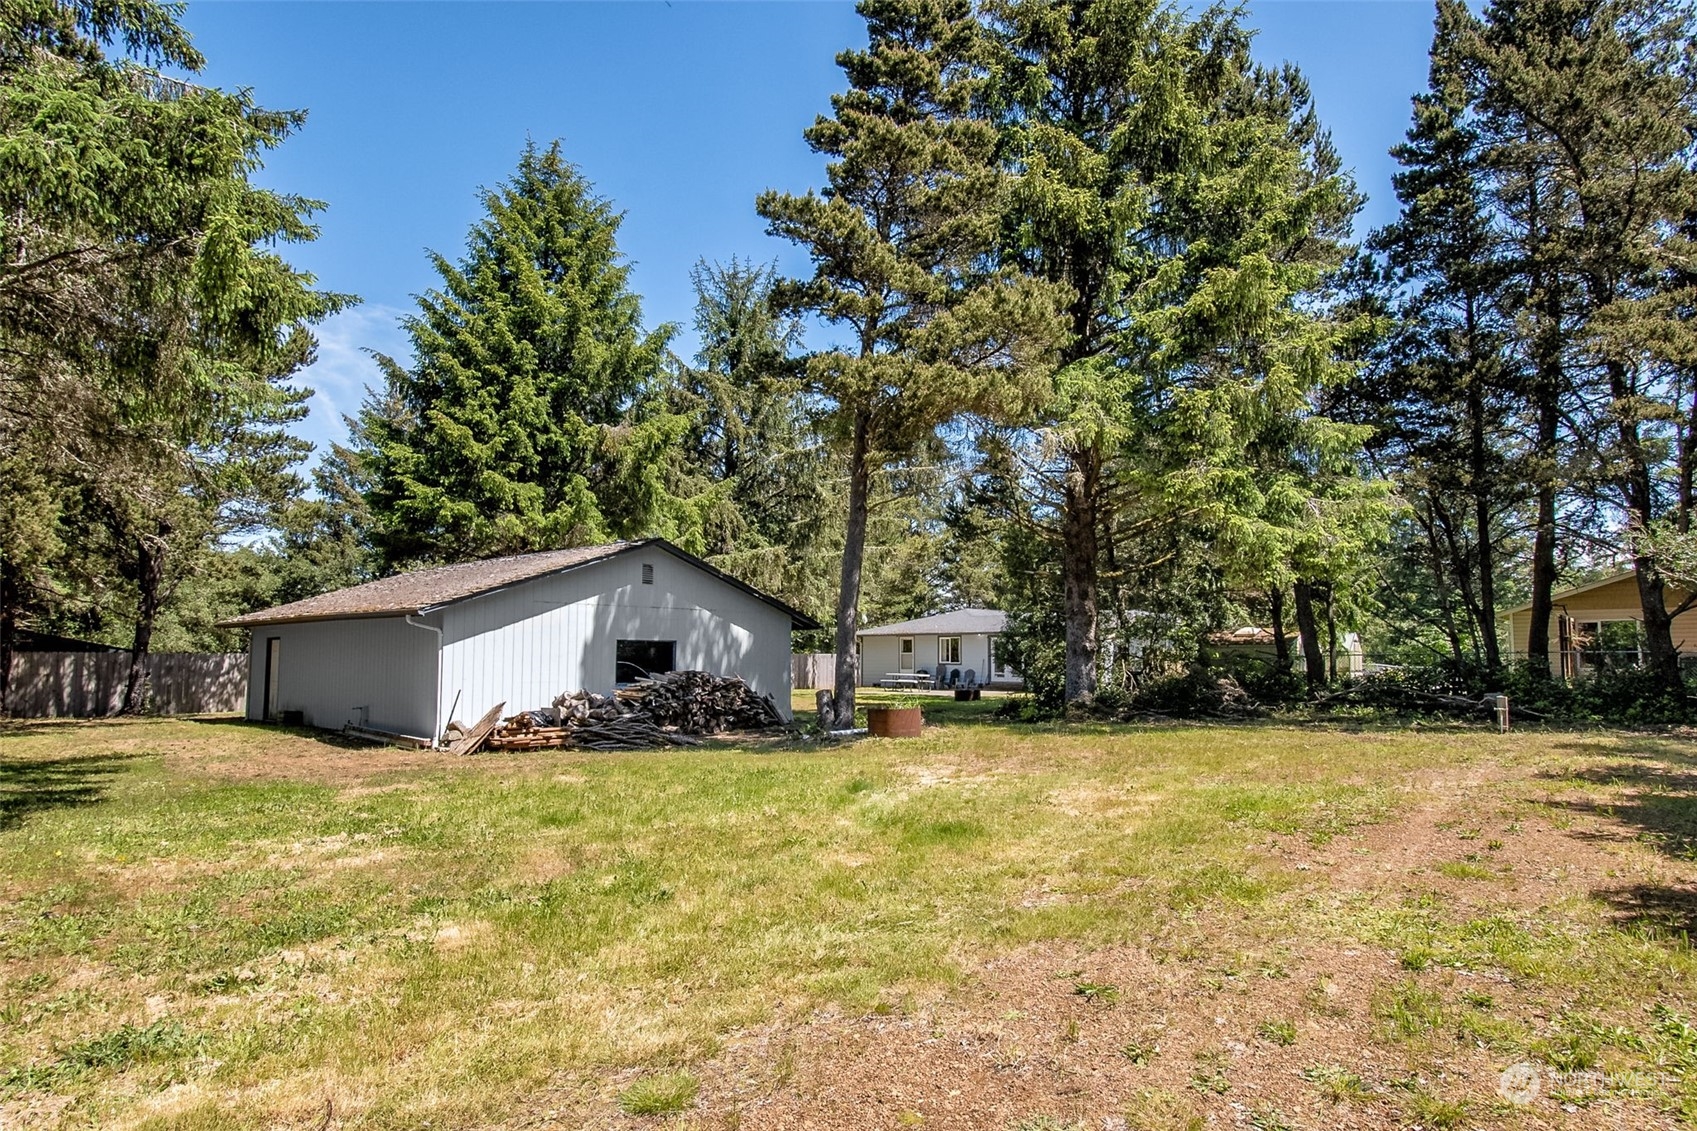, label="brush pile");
[483,670,785,751]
